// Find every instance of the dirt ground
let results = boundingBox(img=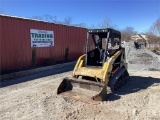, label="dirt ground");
[0,42,160,120]
[0,71,160,120]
